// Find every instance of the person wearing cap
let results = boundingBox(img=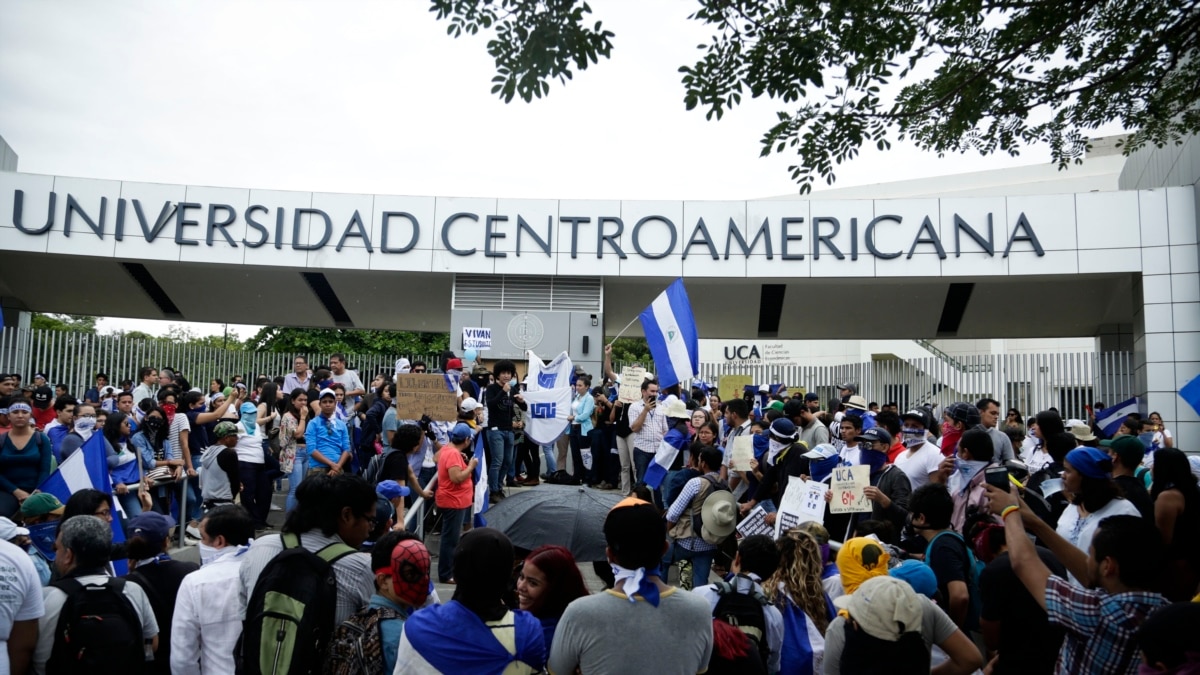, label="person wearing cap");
[170,505,255,675]
[740,418,809,522]
[34,515,160,673]
[375,479,411,530]
[1,514,50,586]
[1104,434,1154,520]
[842,395,875,433]
[305,387,353,478]
[895,408,944,491]
[124,511,199,675]
[29,386,55,431]
[434,422,479,584]
[824,575,983,674]
[854,427,912,544]
[985,484,1168,675]
[939,402,981,458]
[693,534,784,672]
[200,421,243,515]
[665,448,733,589]
[549,497,713,675]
